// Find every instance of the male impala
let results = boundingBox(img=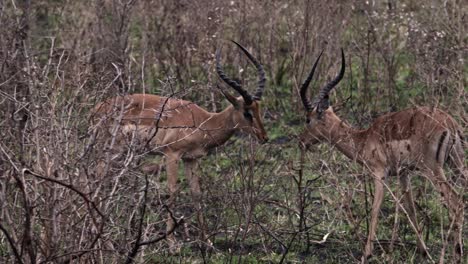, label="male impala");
[92,41,268,250]
[299,50,465,262]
